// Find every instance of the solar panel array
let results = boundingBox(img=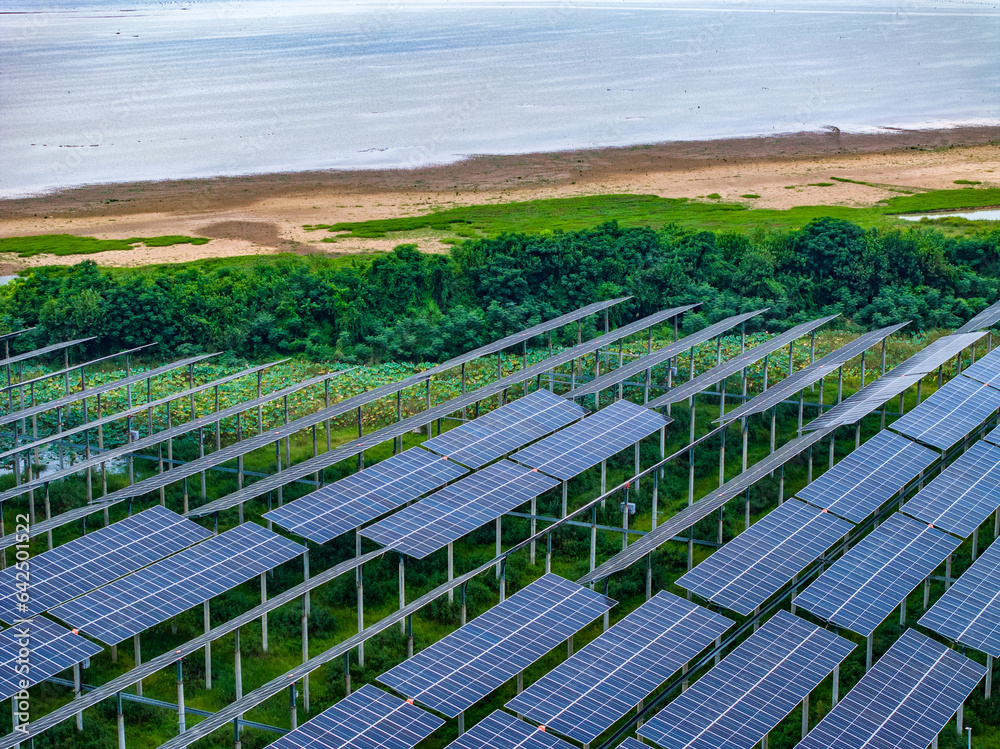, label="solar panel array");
[422,389,587,468]
[264,447,468,544]
[795,430,938,523]
[445,711,575,749]
[378,574,614,718]
[920,534,1000,658]
[637,610,855,749]
[805,372,926,432]
[716,322,909,424]
[266,684,443,749]
[512,399,670,480]
[360,460,559,558]
[794,629,985,749]
[959,346,1000,389]
[956,299,1000,334]
[646,315,838,409]
[793,513,961,637]
[506,591,733,745]
[50,522,306,644]
[891,375,1000,450]
[0,506,211,623]
[677,499,853,616]
[901,440,1000,538]
[0,617,103,701]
